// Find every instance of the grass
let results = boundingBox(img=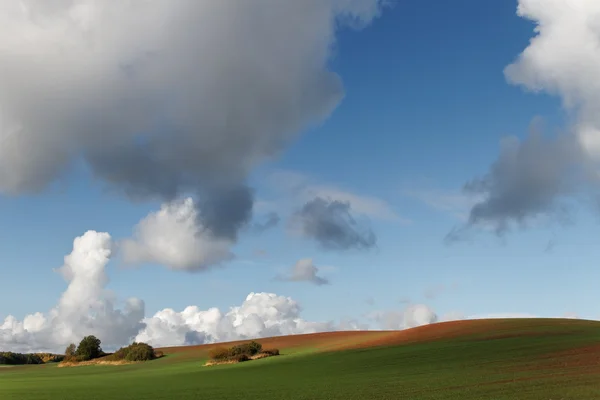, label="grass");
[1,318,600,399]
